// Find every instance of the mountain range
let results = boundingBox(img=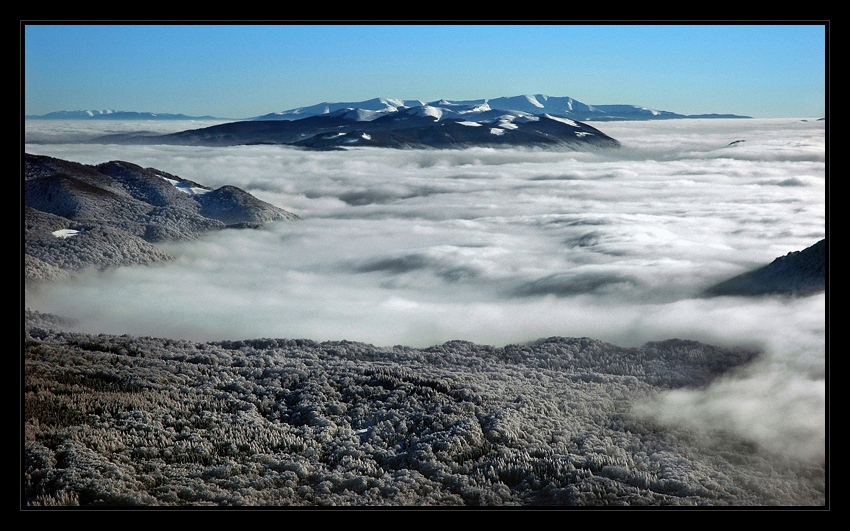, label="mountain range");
[24,153,298,281]
[26,94,751,123]
[27,94,751,151]
[26,110,222,120]
[251,94,751,122]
